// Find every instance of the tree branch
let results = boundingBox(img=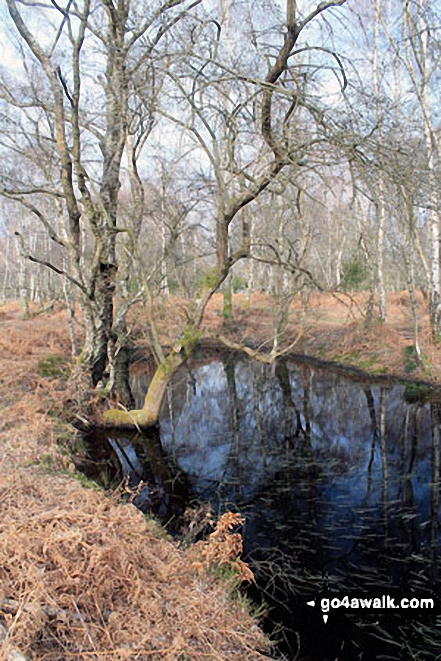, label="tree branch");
[14,231,88,296]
